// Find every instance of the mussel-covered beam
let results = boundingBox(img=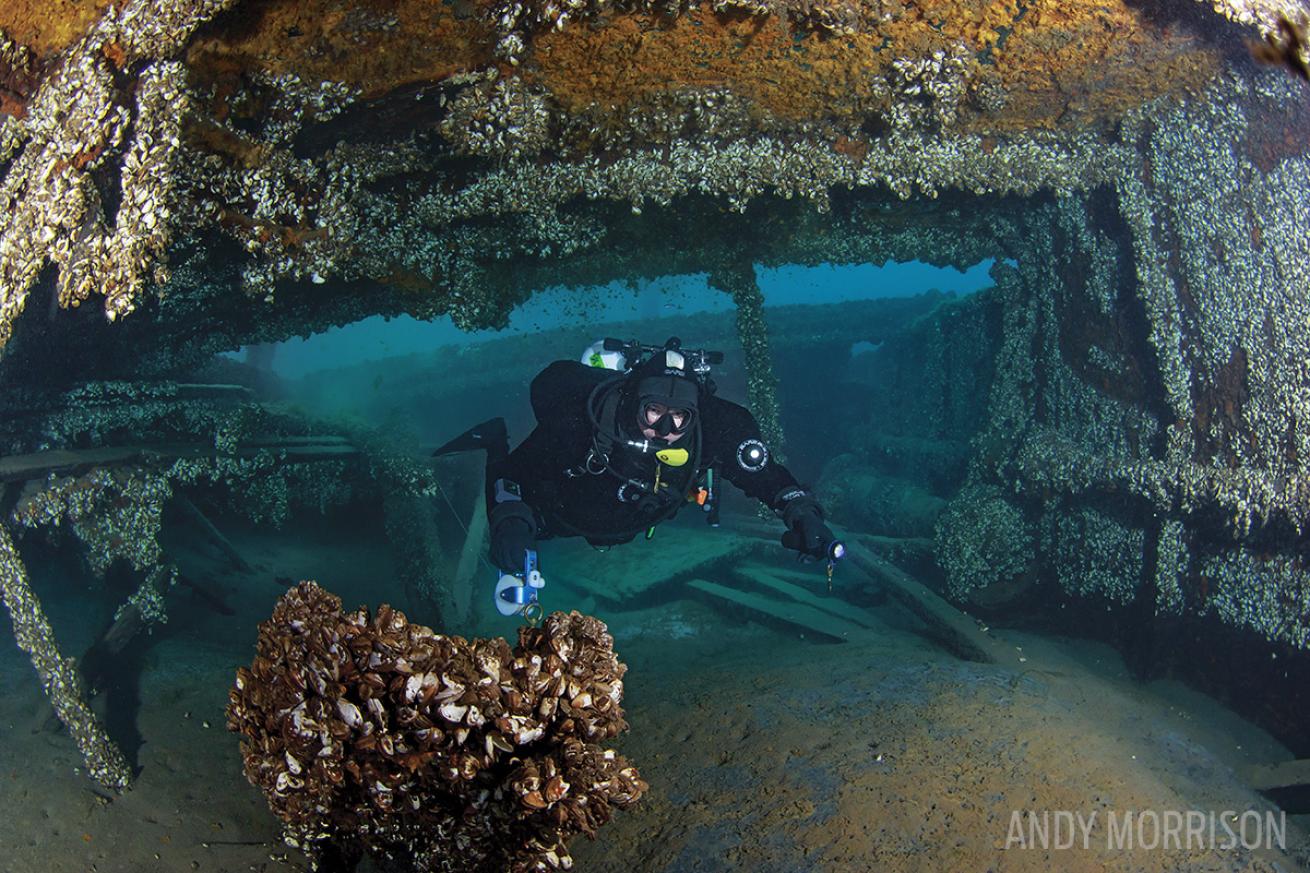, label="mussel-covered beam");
[1003,430,1310,548]
[0,0,1248,361]
[0,521,132,791]
[709,261,785,460]
[0,441,358,483]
